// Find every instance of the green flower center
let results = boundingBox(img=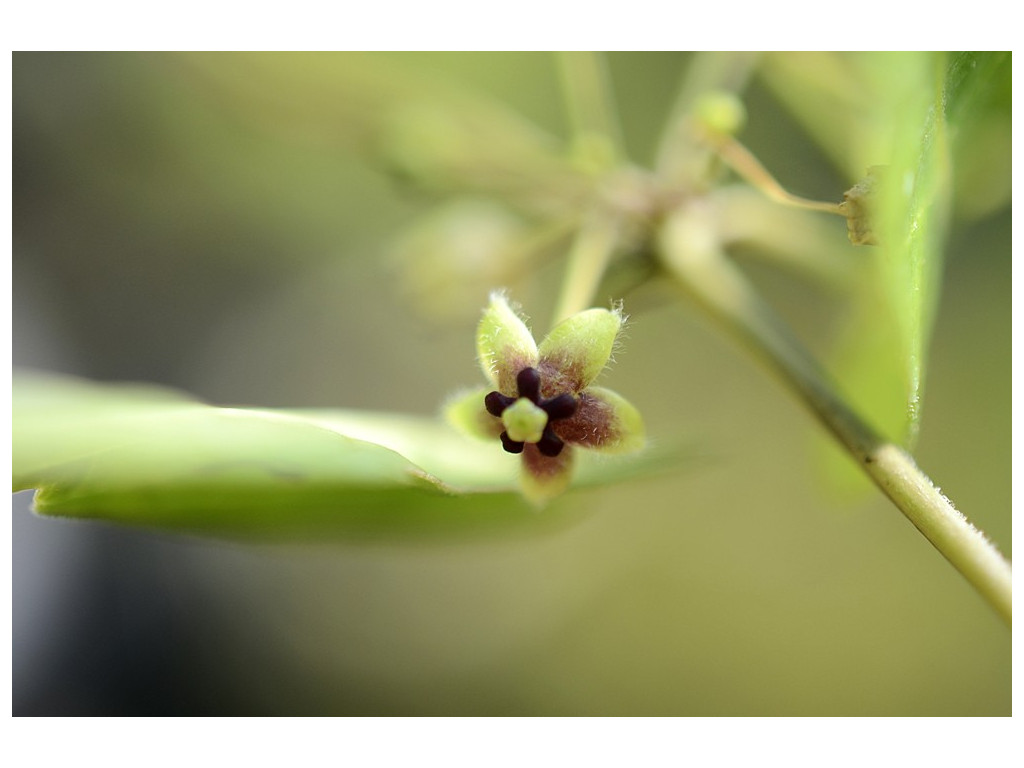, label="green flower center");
[484,367,579,457]
[501,398,548,444]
